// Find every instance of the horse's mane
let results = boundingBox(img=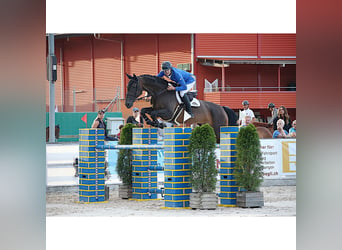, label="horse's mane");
[139,74,169,86]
